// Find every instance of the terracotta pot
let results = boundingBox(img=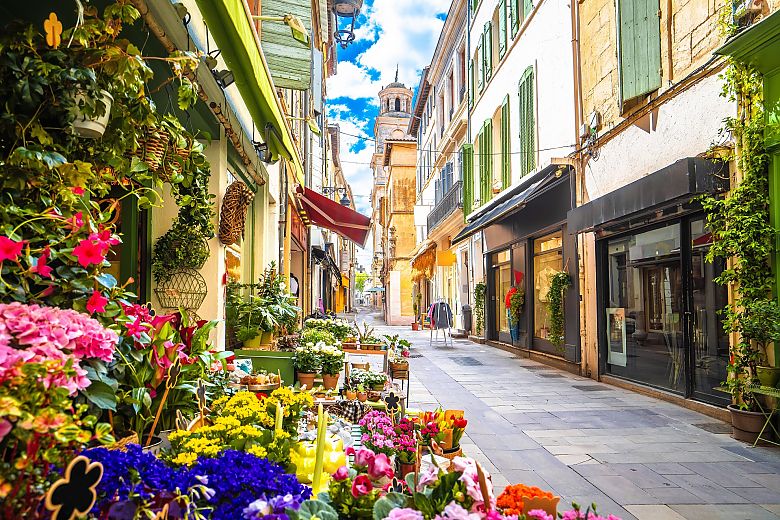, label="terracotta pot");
[322,373,340,390]
[729,404,772,444]
[399,462,417,478]
[345,390,358,400]
[297,372,316,390]
[411,323,420,331]
[357,391,368,402]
